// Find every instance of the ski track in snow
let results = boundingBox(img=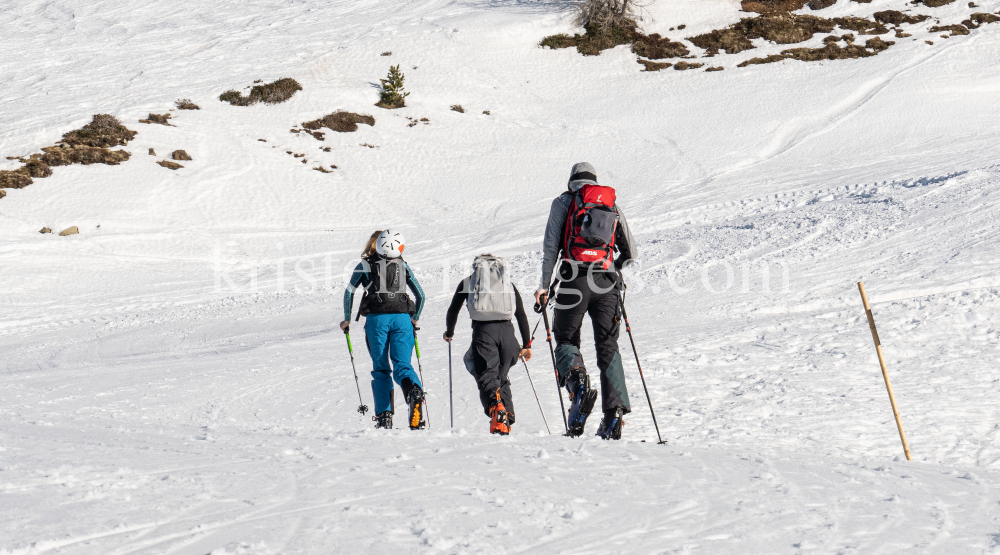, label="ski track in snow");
[4,0,1000,552]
